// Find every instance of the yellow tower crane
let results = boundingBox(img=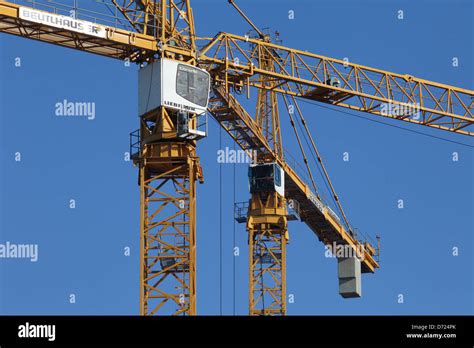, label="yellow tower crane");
[0,0,472,316]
